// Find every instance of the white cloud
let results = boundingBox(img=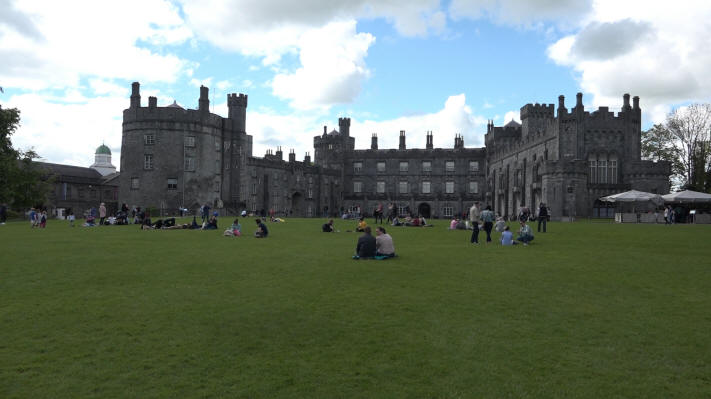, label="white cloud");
[180,0,445,64]
[547,0,711,124]
[0,0,193,91]
[449,0,592,28]
[271,20,375,110]
[7,92,125,169]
